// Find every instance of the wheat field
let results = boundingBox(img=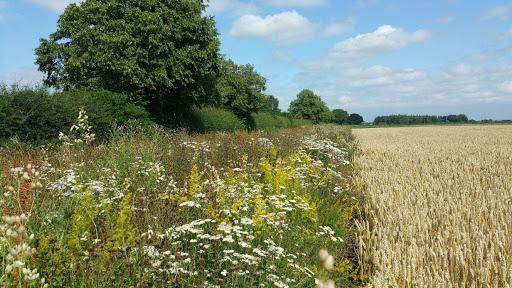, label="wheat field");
[354,125,512,287]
